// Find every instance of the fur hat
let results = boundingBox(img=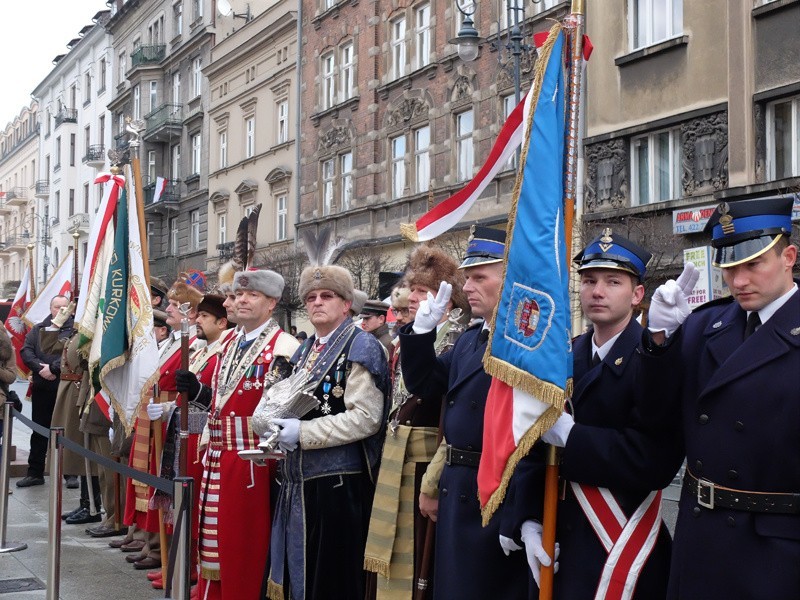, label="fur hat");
[299,265,354,303]
[351,289,368,316]
[233,269,285,299]
[406,245,470,317]
[197,294,228,320]
[391,282,411,309]
[167,280,204,310]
